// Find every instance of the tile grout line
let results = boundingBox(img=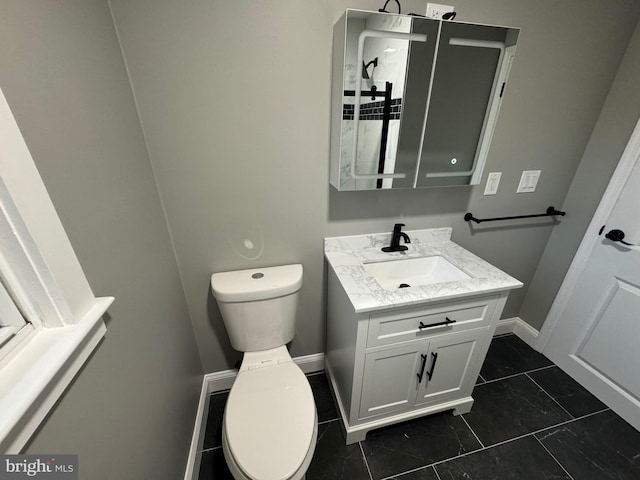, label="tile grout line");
[200,446,222,453]
[318,417,340,426]
[432,465,443,480]
[534,435,576,480]
[478,371,525,385]
[358,441,374,480]
[379,465,433,480]
[523,364,556,375]
[417,408,610,473]
[525,372,575,420]
[426,433,534,471]
[382,429,547,479]
[460,414,485,449]
[533,407,610,440]
[480,364,555,385]
[512,408,608,446]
